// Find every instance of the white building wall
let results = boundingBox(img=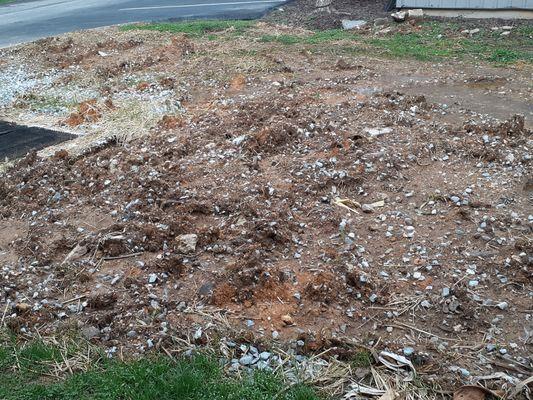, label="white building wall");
[396,0,533,8]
